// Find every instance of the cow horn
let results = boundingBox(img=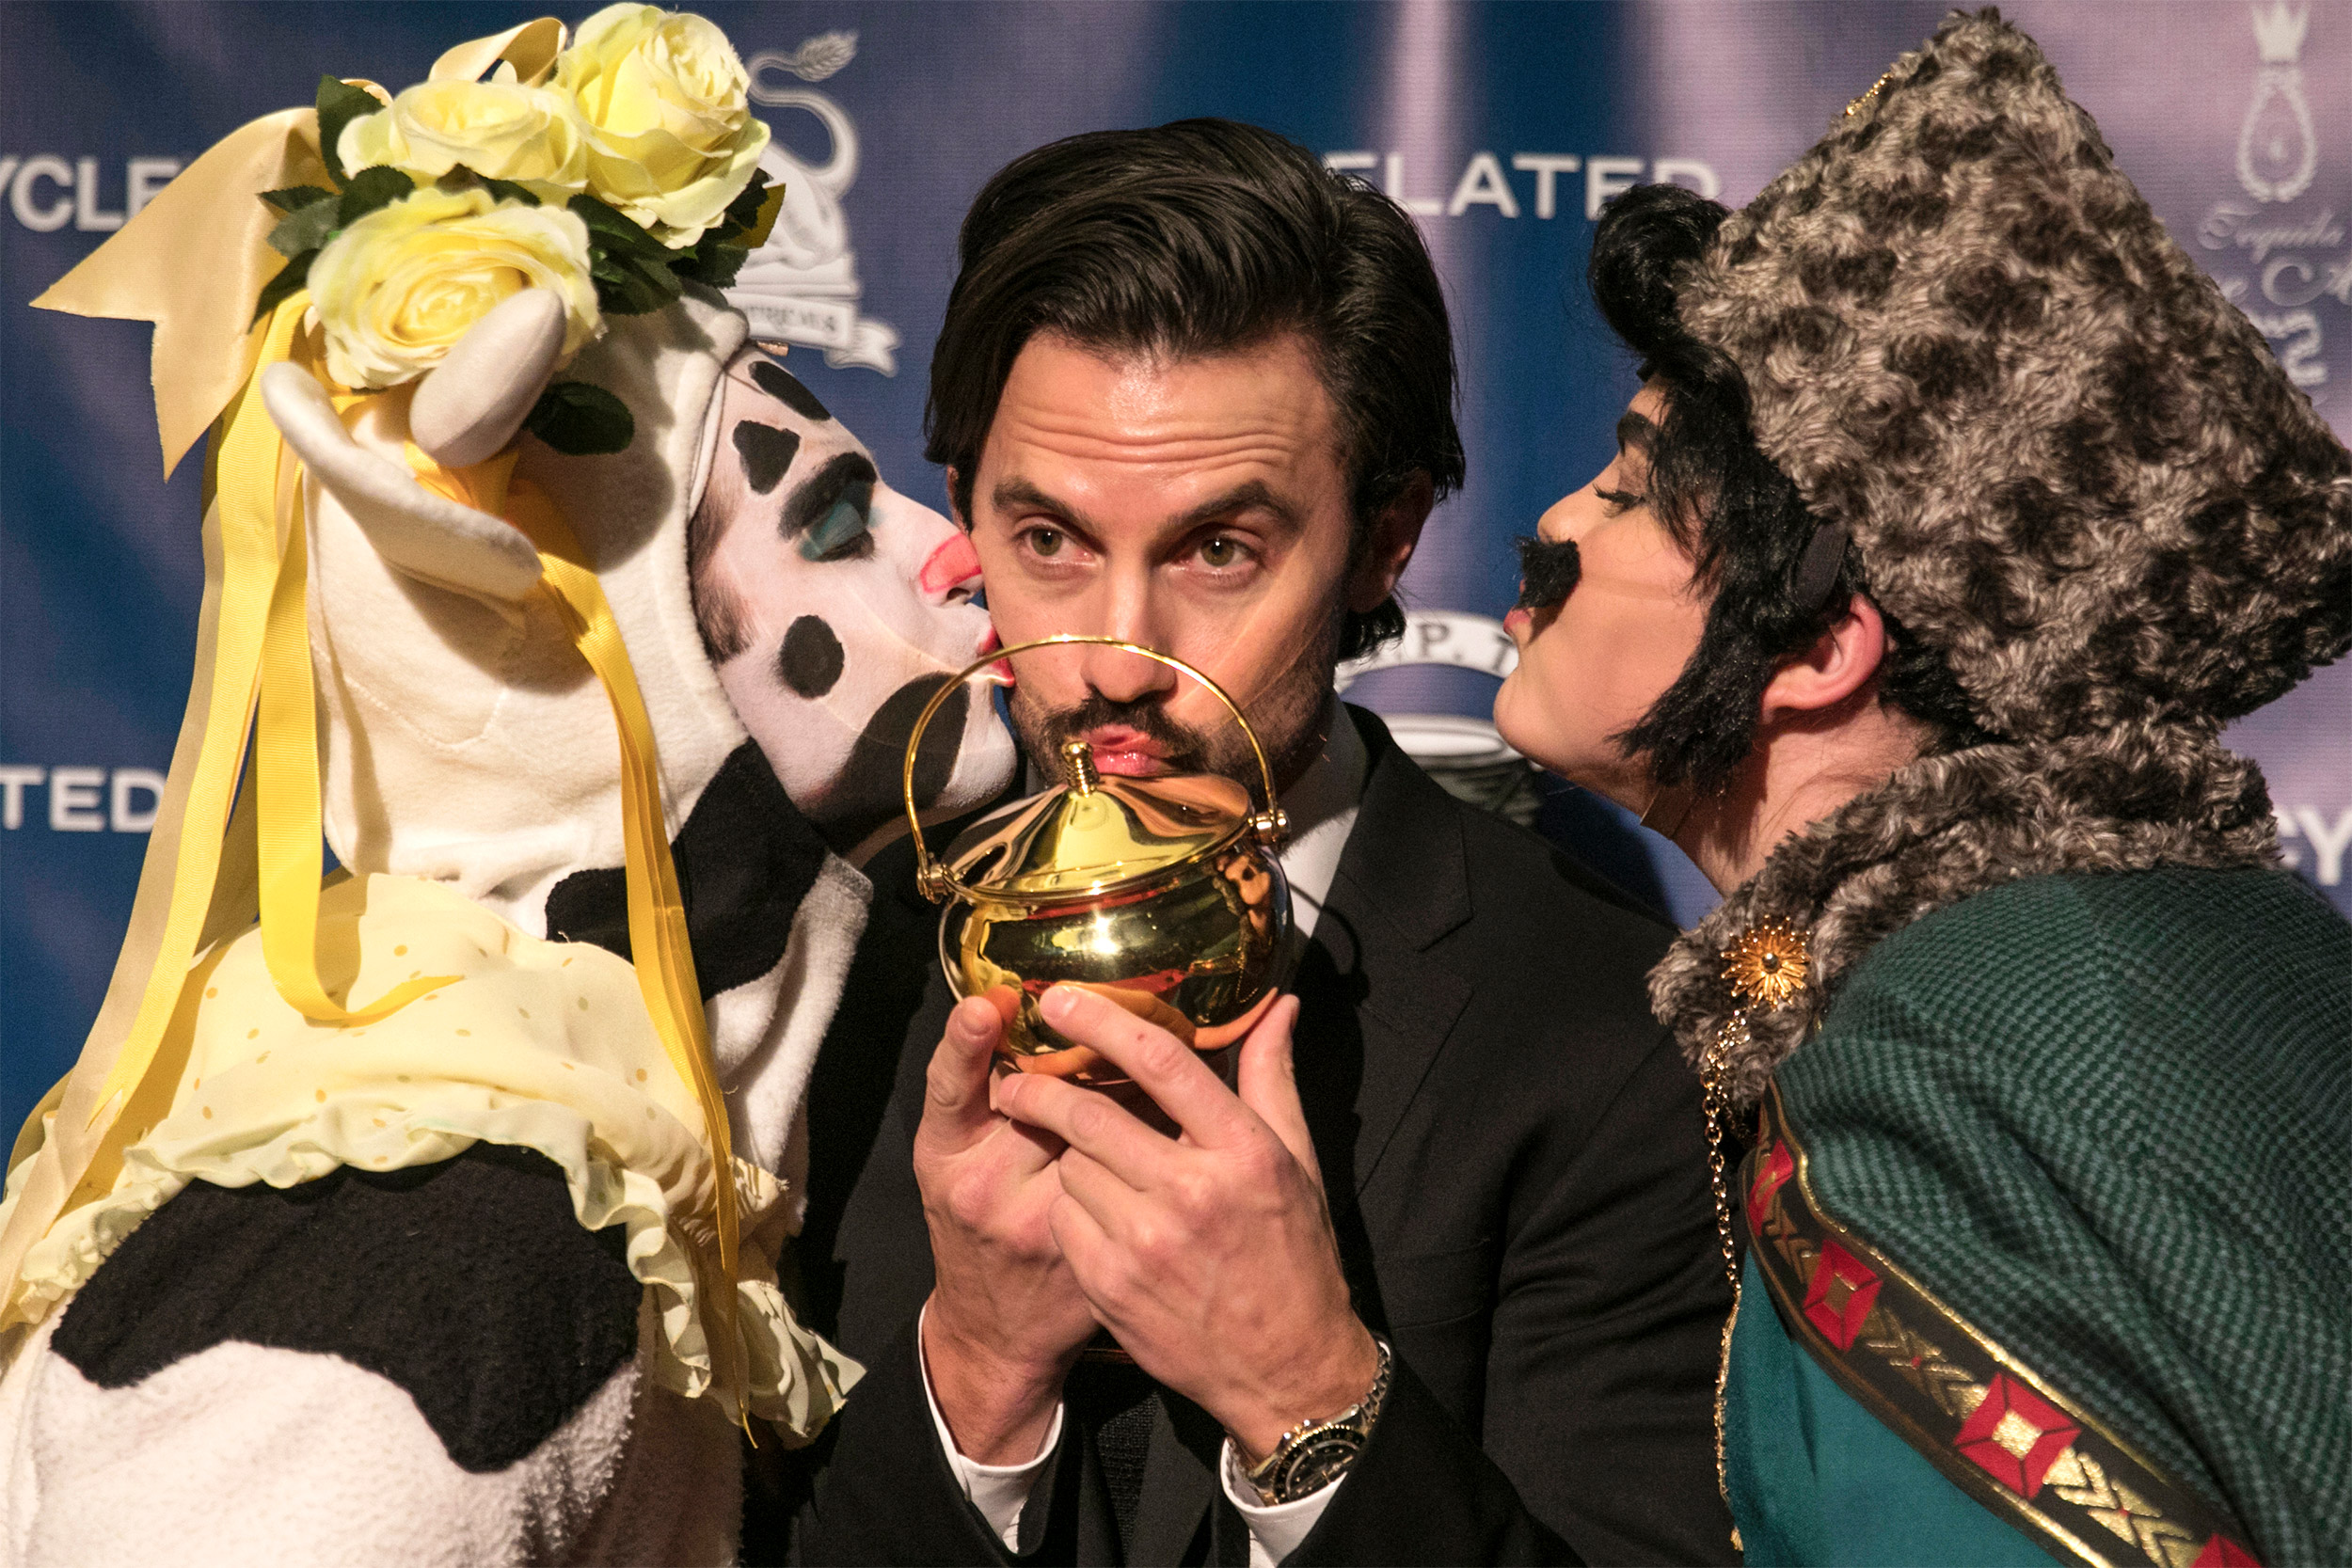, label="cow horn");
[261,362,545,603]
[409,289,568,468]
